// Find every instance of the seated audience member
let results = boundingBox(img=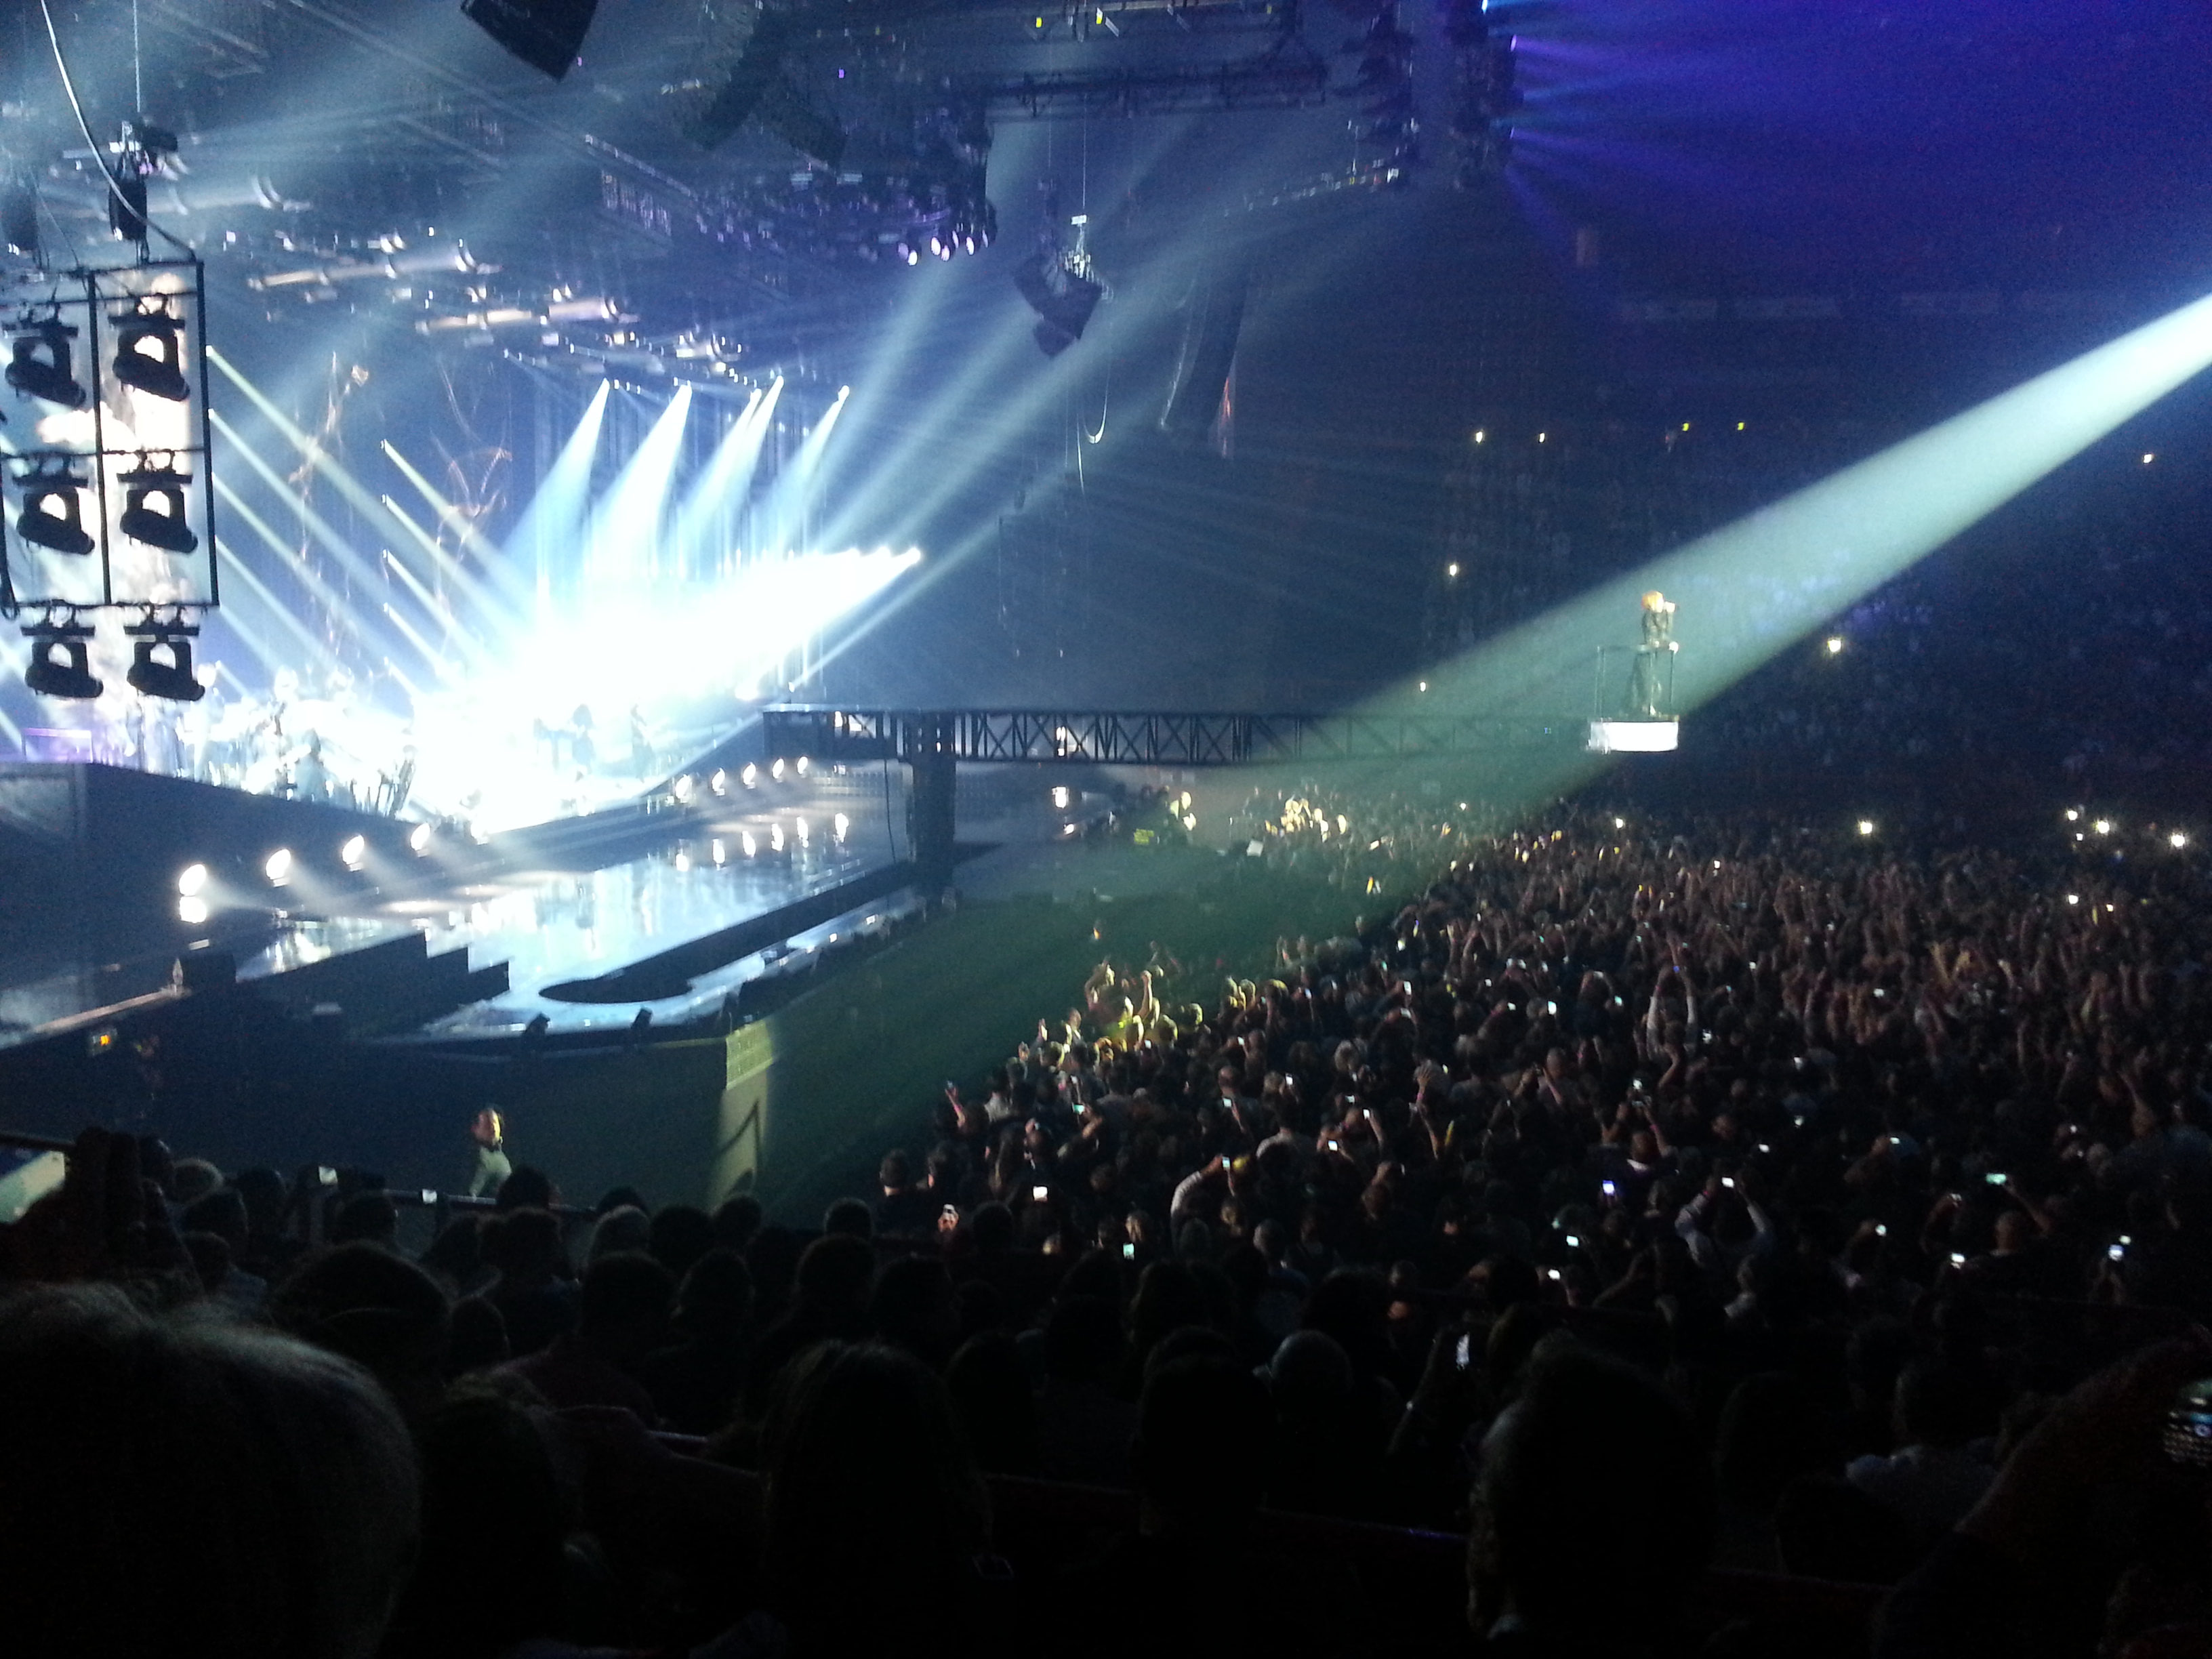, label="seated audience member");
[648,1204,718,1279]
[869,1252,961,1371]
[1468,1340,1716,1658]
[272,1240,455,1422]
[380,1390,571,1659]
[330,1189,400,1248]
[640,1247,756,1435]
[0,1282,418,1659]
[945,1329,1042,1475]
[1845,1361,1996,1549]
[496,1165,559,1212]
[503,1249,675,1419]
[876,1150,936,1237]
[586,1204,650,1263]
[1035,1292,1138,1488]
[1059,1351,1366,1657]
[712,1193,764,1254]
[481,1206,578,1358]
[740,1232,877,1422]
[695,1341,1002,1657]
[1877,1332,2212,1659]
[821,1195,874,1240]
[1259,1327,1387,1519]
